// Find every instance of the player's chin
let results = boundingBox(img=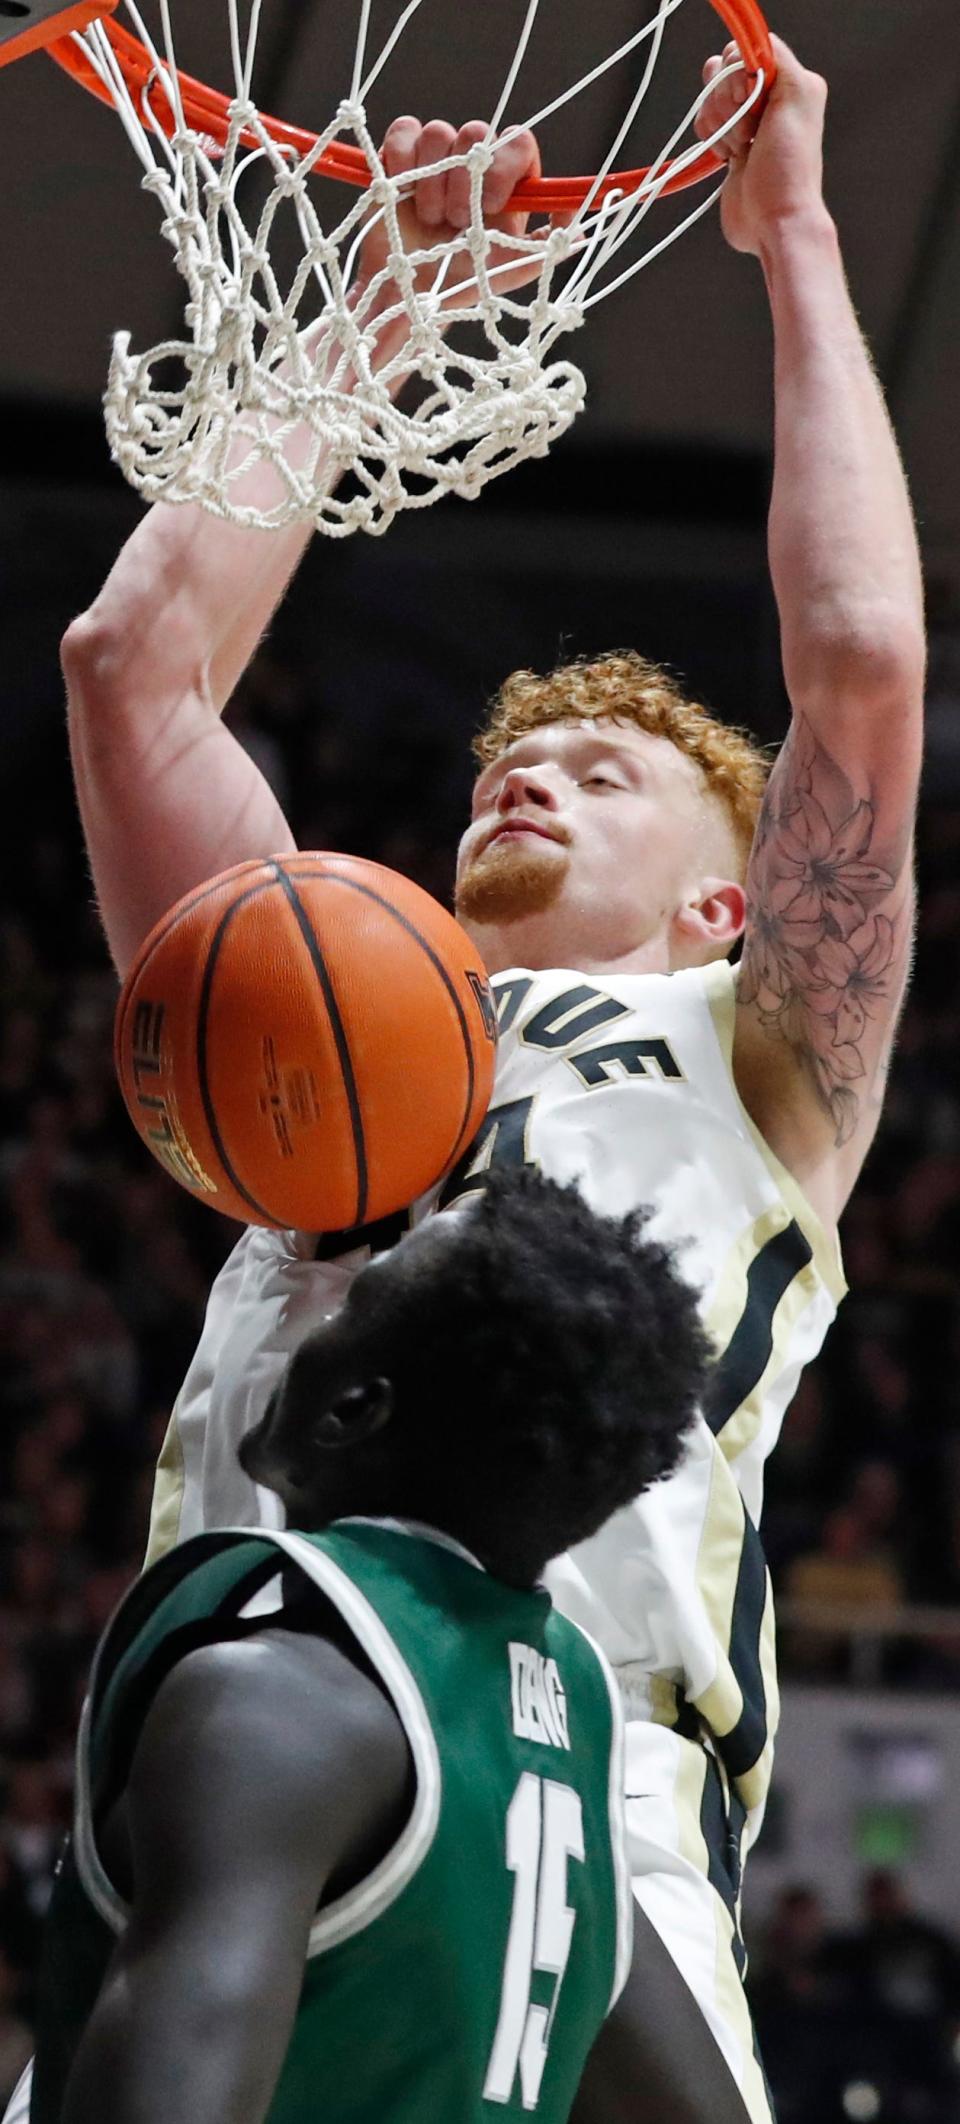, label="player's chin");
[239,1420,313,1513]
[455,837,568,926]
[237,1411,278,1489]
[238,1393,304,1502]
